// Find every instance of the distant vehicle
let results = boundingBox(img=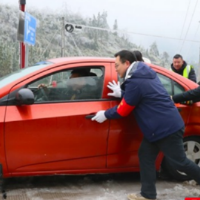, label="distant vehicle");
[0,57,199,184]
